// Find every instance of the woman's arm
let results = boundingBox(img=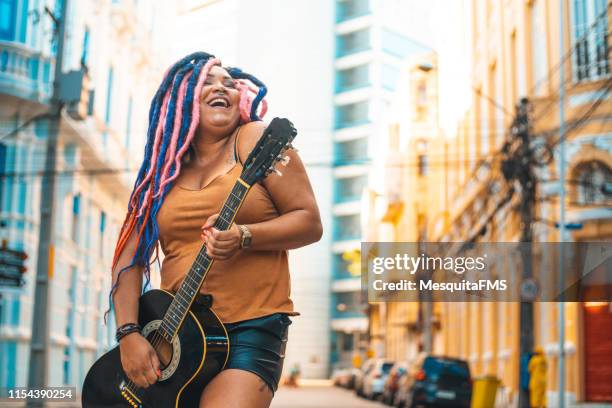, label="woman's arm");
[112,230,143,326]
[201,121,323,258]
[111,230,161,388]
